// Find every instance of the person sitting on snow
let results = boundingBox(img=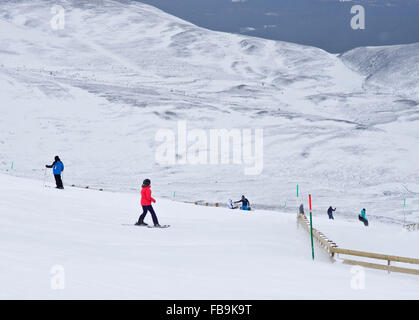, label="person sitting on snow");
[234,195,251,211]
[227,199,238,209]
